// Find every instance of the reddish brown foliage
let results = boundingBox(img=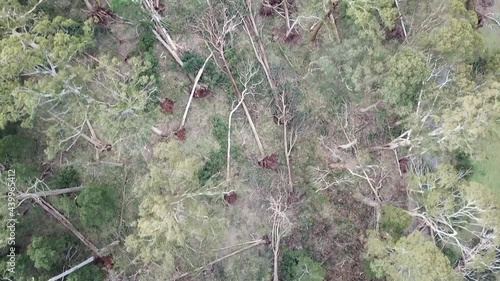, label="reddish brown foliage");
[223,191,238,205]
[160,98,174,113]
[194,84,212,98]
[174,128,186,140]
[258,154,278,169]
